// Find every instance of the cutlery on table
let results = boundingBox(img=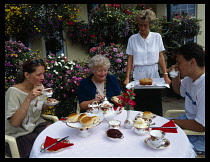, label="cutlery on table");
[40,136,69,153]
[149,127,178,129]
